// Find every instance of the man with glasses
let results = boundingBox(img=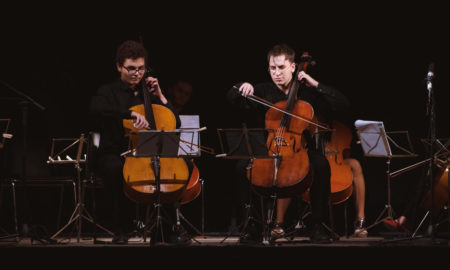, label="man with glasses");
[89,40,179,244]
